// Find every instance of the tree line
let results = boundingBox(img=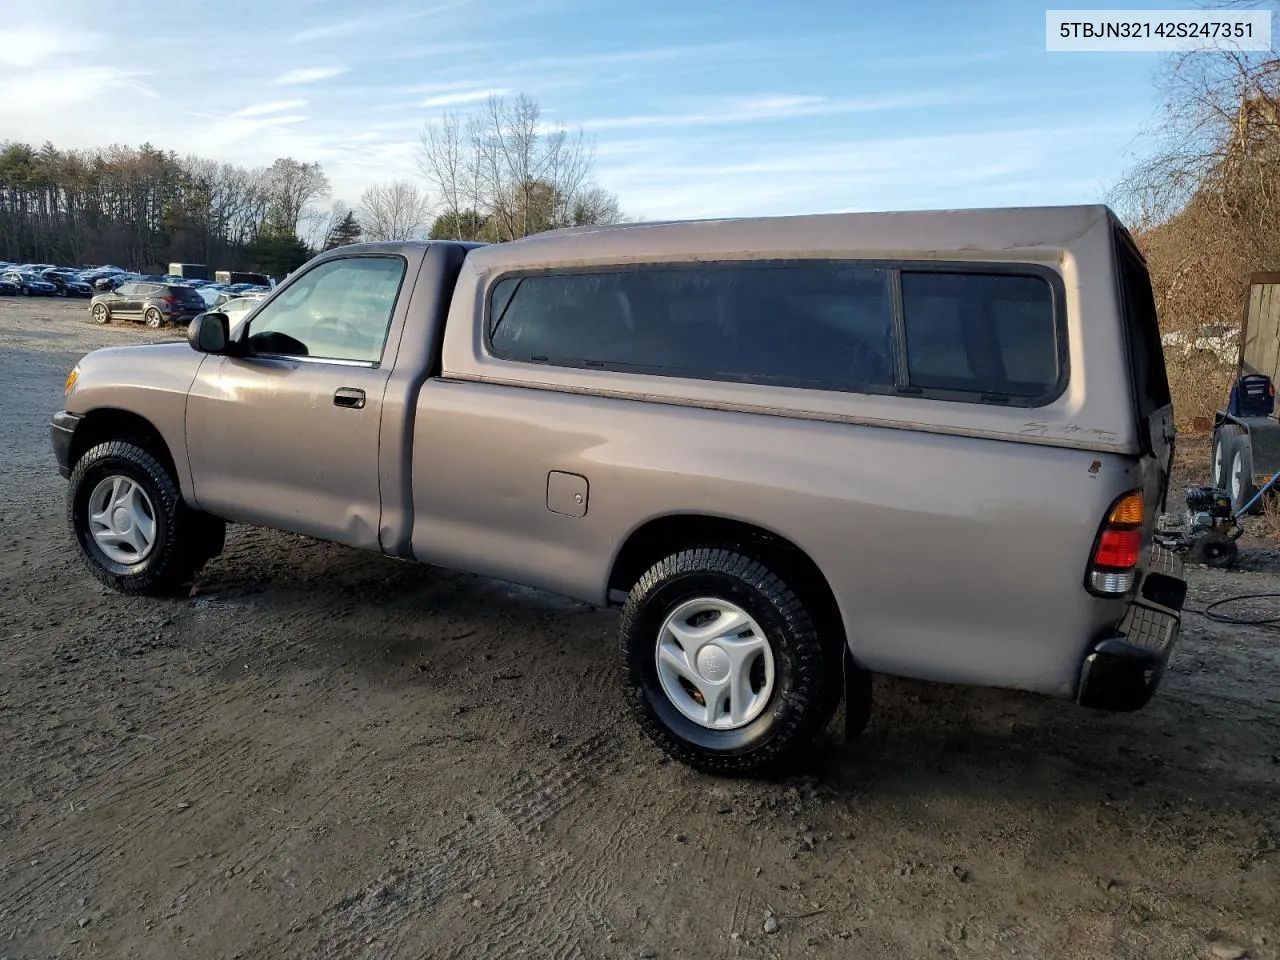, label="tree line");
[0,93,624,275]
